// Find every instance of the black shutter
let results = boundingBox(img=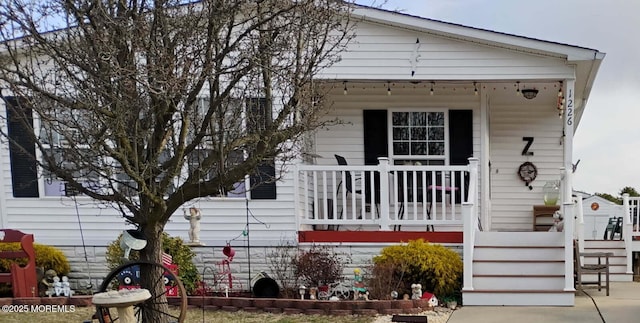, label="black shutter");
[5,97,39,197]
[248,98,276,199]
[449,109,473,202]
[250,160,276,200]
[363,110,388,165]
[362,110,388,203]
